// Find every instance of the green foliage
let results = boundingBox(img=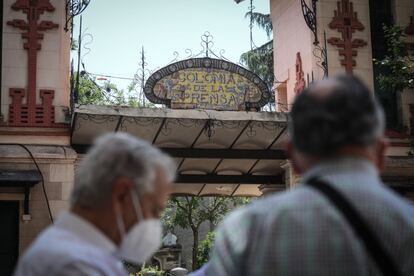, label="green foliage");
[76,73,107,105]
[245,11,273,38]
[196,232,216,268]
[162,197,248,231]
[138,264,164,276]
[161,196,250,270]
[122,260,140,275]
[71,38,78,51]
[240,40,274,88]
[374,25,414,93]
[75,72,144,107]
[240,11,274,109]
[123,262,164,276]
